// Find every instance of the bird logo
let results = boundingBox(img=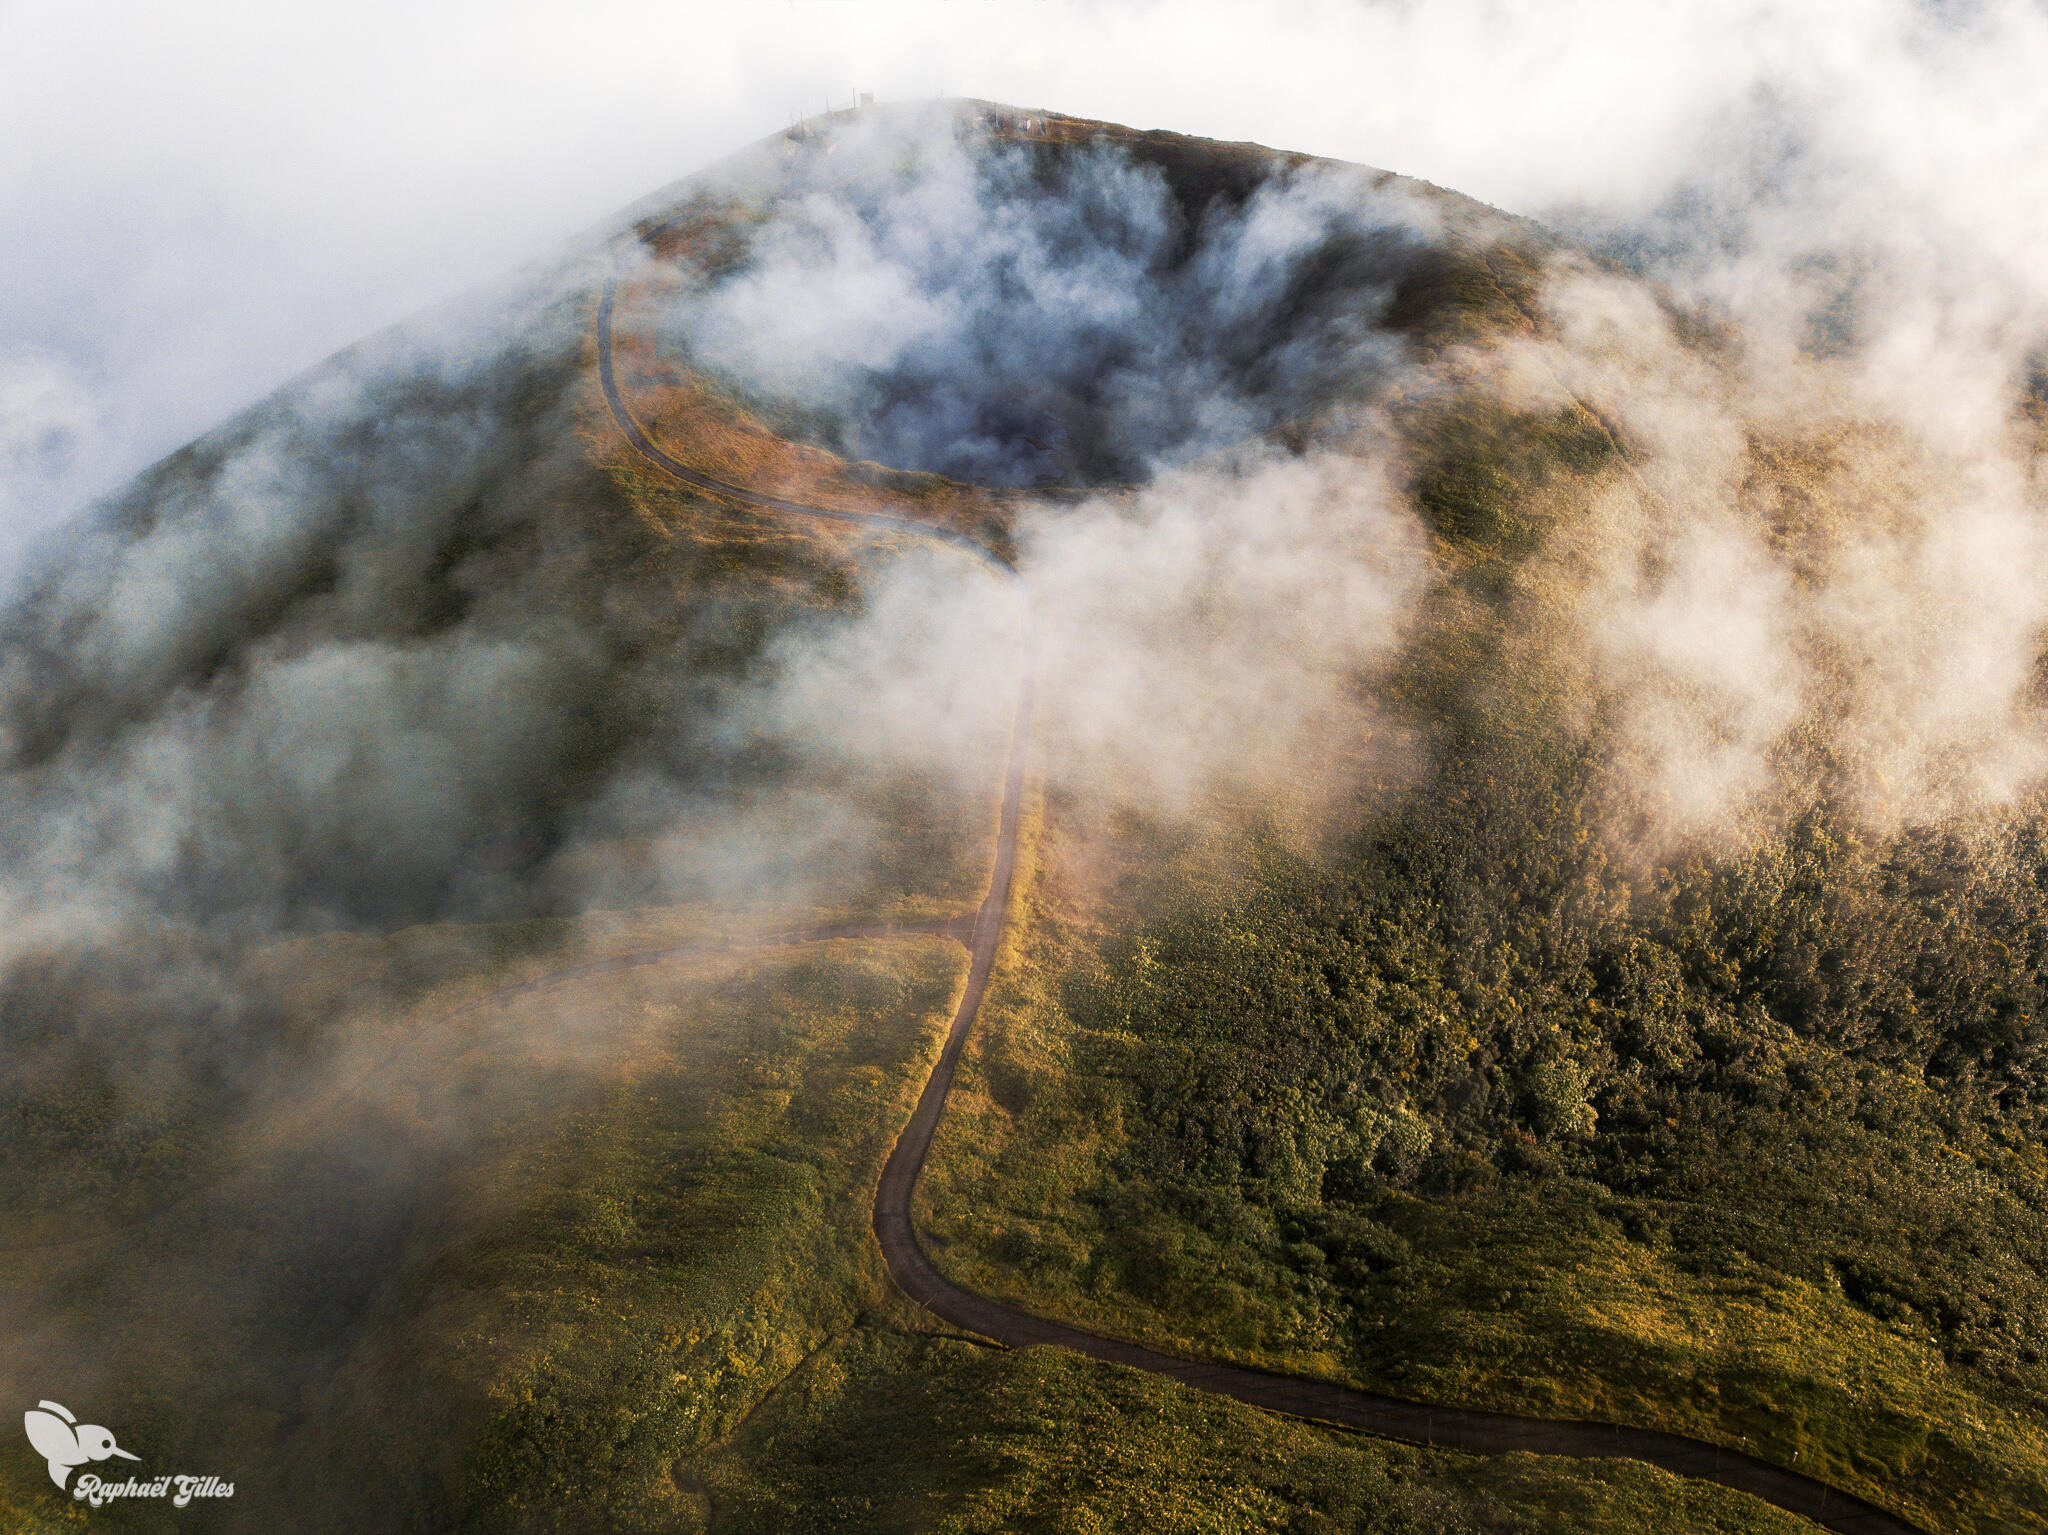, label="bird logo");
[23,1400,139,1490]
